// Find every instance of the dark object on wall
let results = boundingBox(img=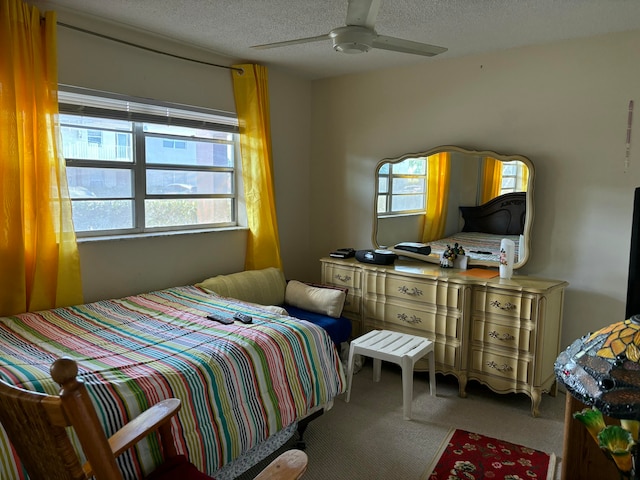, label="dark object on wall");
[355,249,396,265]
[626,187,640,319]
